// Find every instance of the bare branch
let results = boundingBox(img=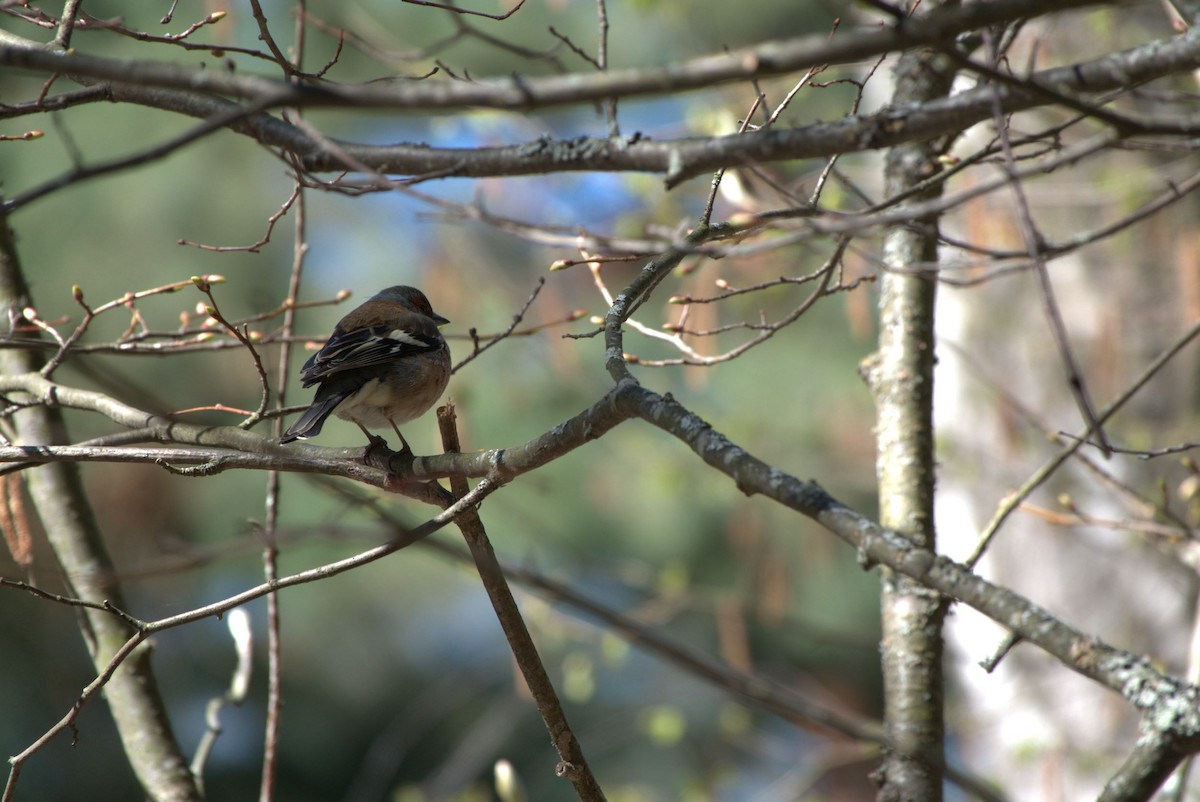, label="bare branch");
[438,404,606,800]
[402,0,529,21]
[52,0,83,50]
[5,479,496,779]
[0,0,1108,113]
[981,29,1112,454]
[968,316,1200,566]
